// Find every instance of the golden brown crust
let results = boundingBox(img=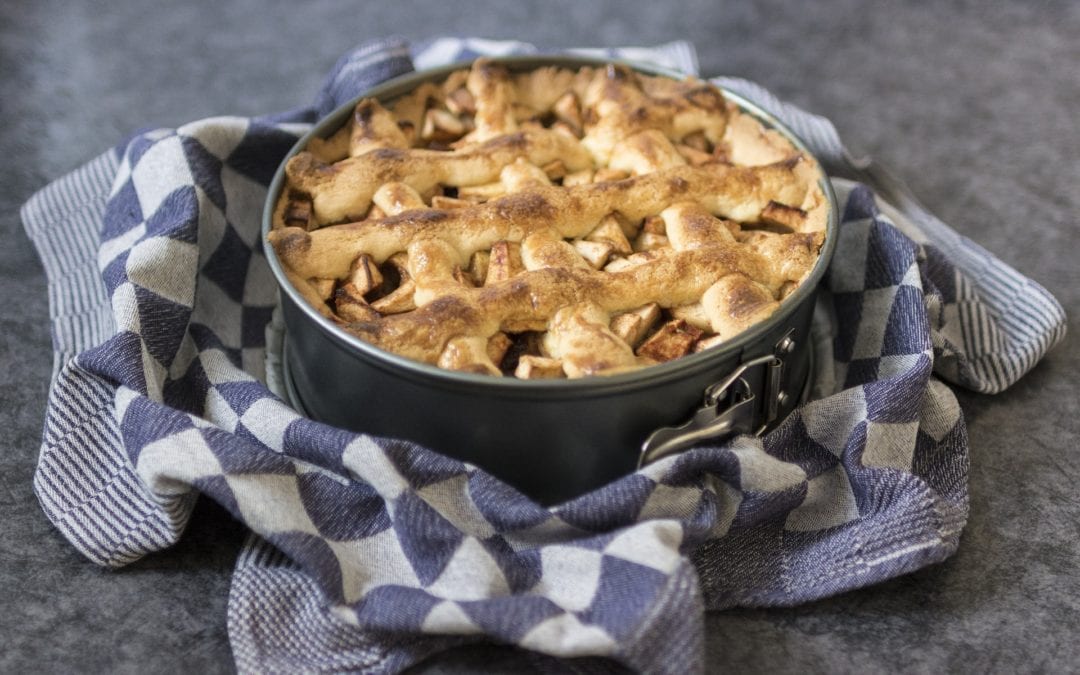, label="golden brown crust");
[269,59,828,378]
